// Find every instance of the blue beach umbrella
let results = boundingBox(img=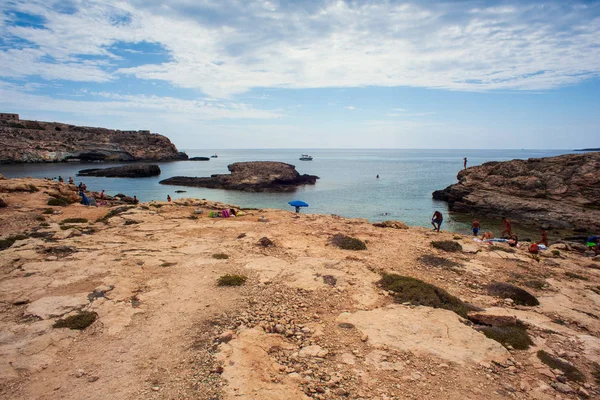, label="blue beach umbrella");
[289,200,309,213]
